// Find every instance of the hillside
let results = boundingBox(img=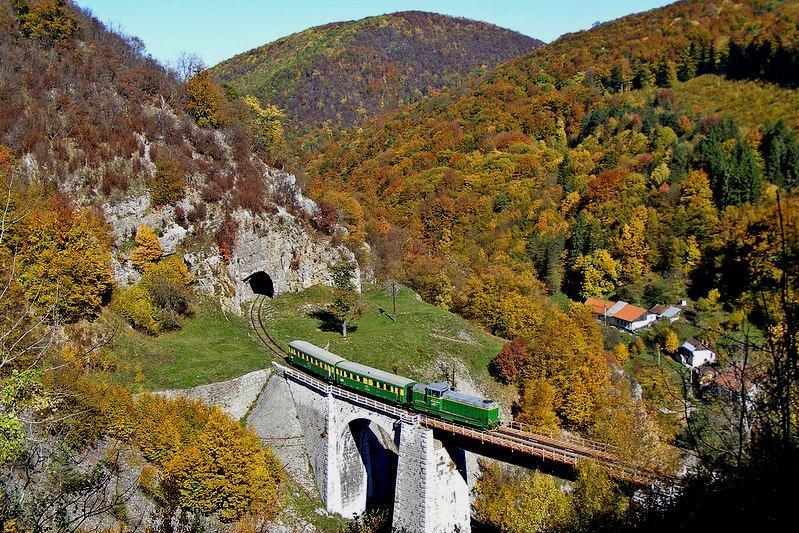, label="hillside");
[307,0,799,312]
[302,4,799,498]
[0,0,350,309]
[263,284,504,385]
[0,2,349,530]
[211,11,542,133]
